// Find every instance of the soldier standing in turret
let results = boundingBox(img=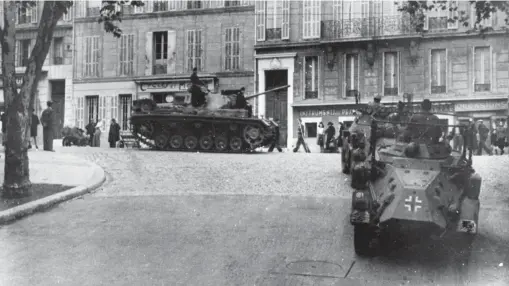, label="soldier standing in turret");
[190,67,208,107]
